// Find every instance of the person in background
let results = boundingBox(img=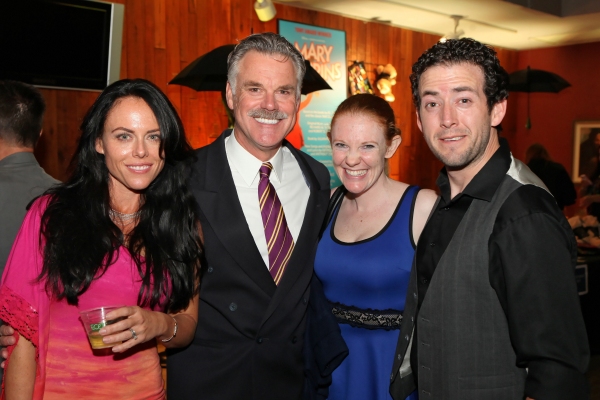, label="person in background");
[0,80,59,385]
[390,38,589,400]
[525,143,576,210]
[314,94,437,400]
[0,80,59,275]
[0,79,202,399]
